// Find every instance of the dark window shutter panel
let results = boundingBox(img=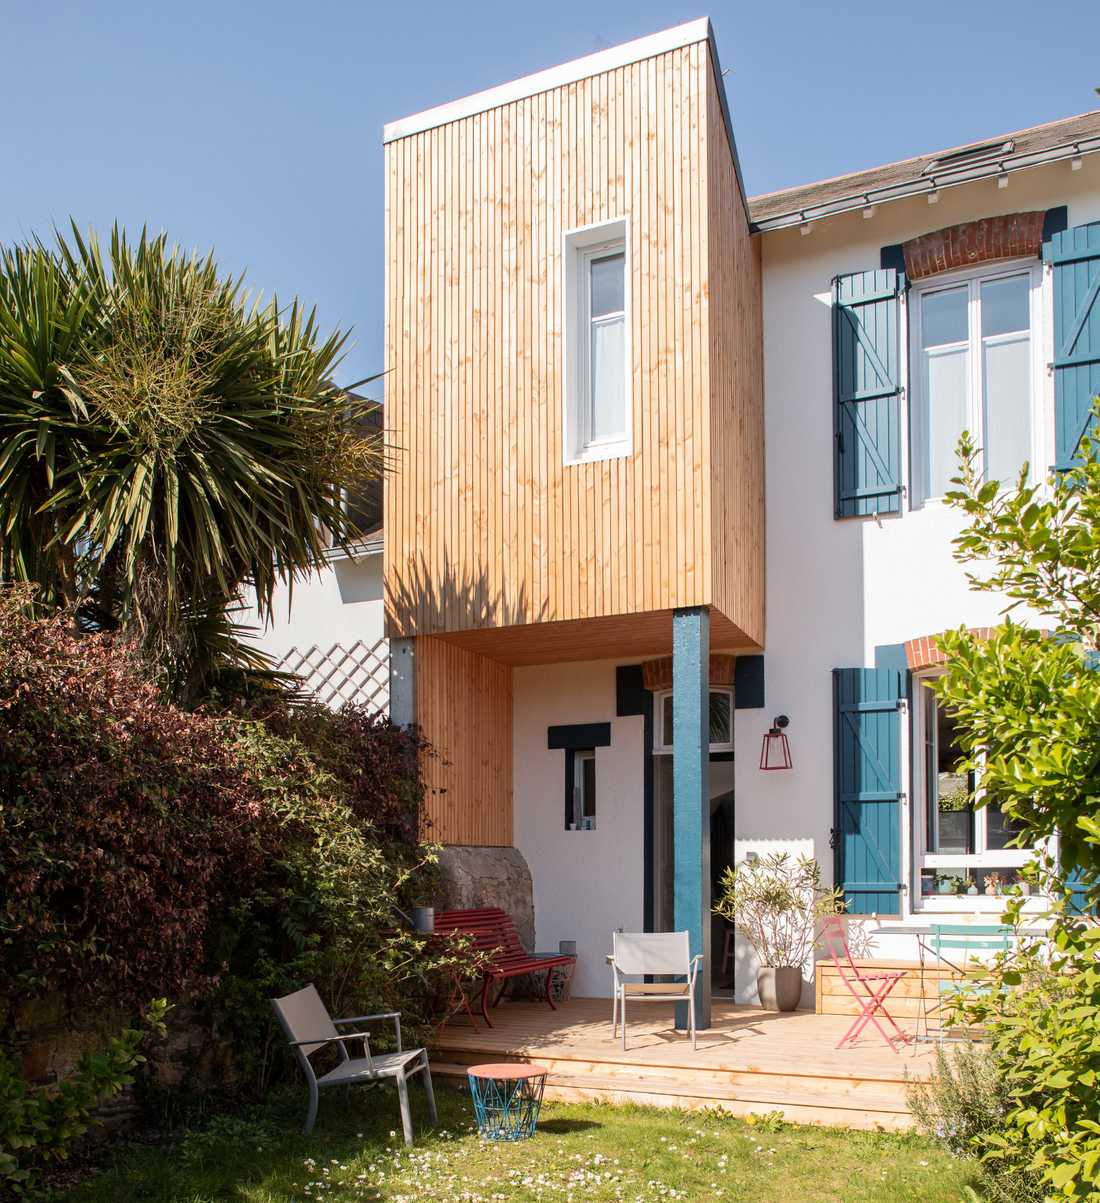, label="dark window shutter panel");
[832,668,905,916]
[1044,221,1100,470]
[832,269,904,518]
